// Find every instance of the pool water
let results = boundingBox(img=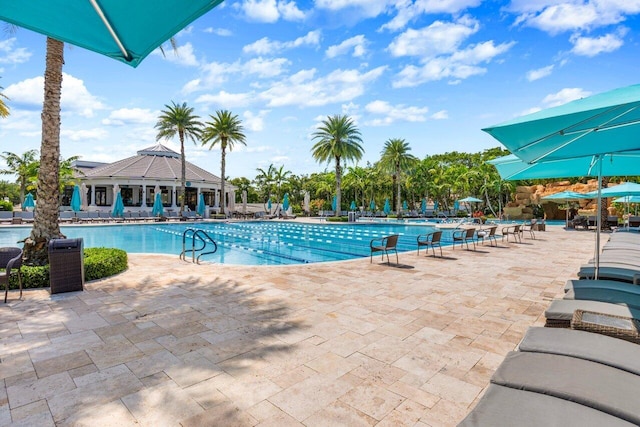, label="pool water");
[0,221,452,265]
